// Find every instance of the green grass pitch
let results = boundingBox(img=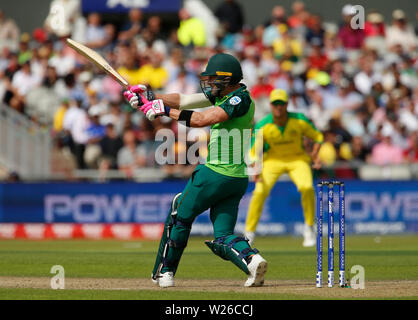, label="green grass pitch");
[0,235,417,300]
